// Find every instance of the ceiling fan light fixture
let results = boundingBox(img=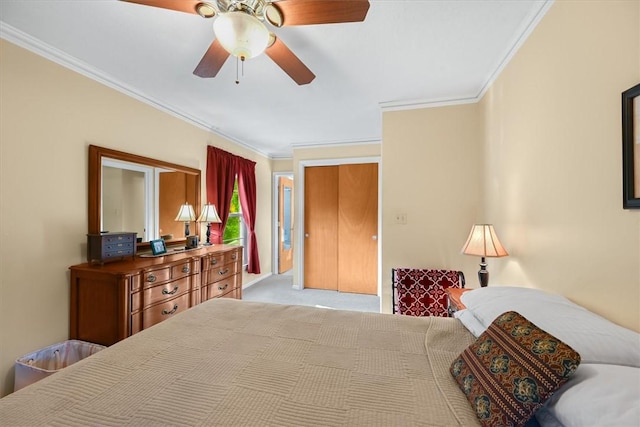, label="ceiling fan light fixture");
[213,11,270,60]
[195,2,216,18]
